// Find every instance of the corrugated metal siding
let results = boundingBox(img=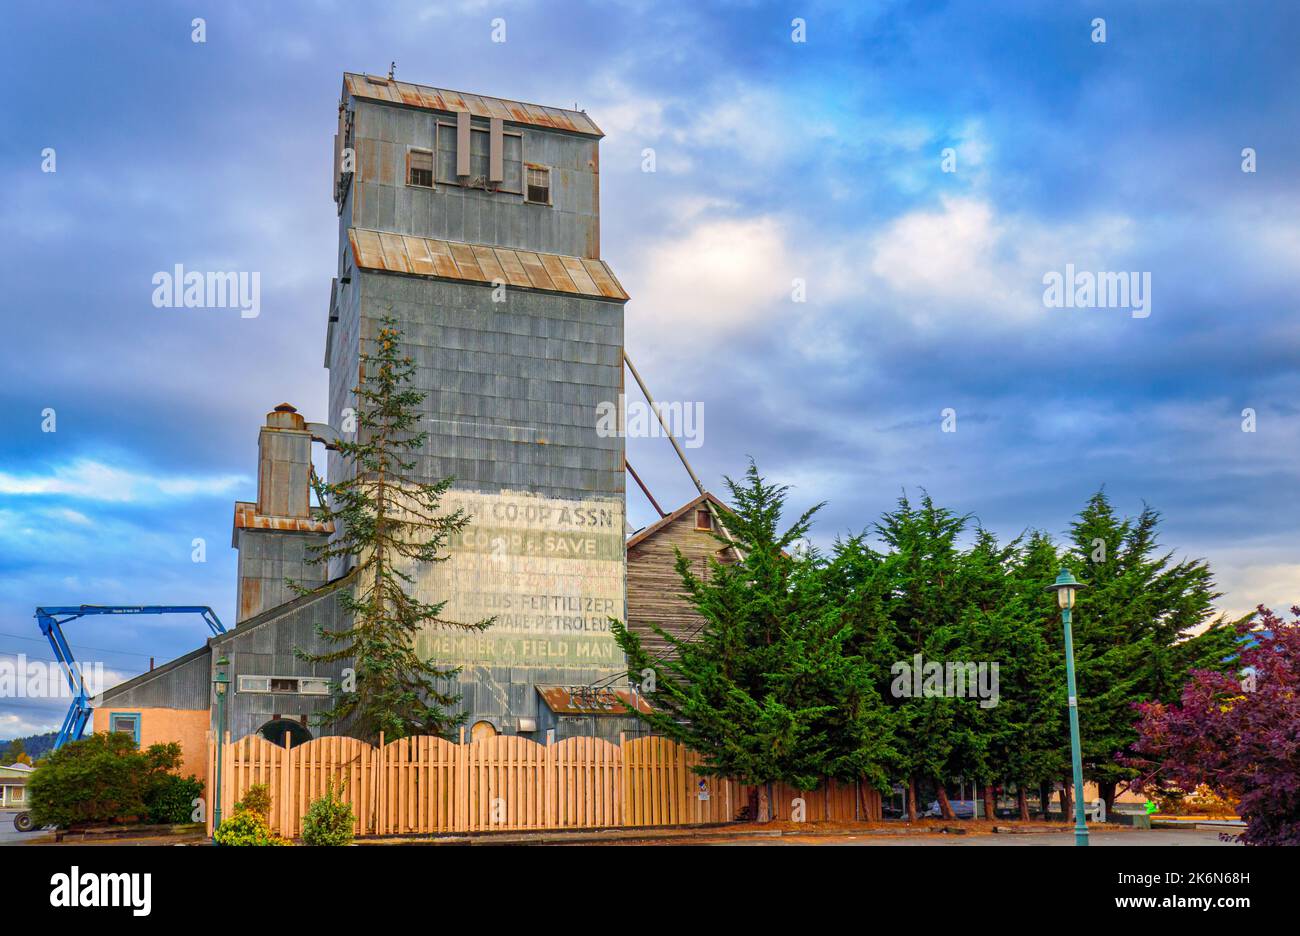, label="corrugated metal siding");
[100,650,212,710]
[234,528,330,623]
[213,586,354,742]
[321,76,630,734]
[343,97,601,259]
[324,275,629,727]
[344,274,625,502]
